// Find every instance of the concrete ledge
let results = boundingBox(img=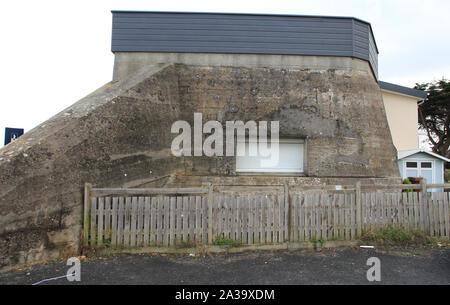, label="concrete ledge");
[113,52,374,81]
[86,240,361,257]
